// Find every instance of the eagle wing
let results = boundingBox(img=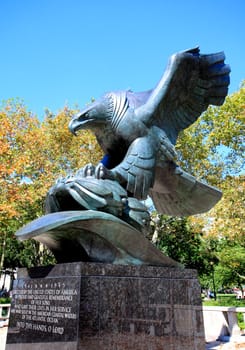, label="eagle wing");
[136,47,230,144]
[112,135,156,199]
[150,165,222,216]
